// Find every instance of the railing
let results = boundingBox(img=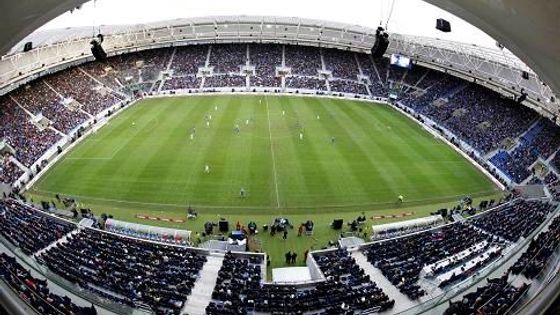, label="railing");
[0,257,64,315]
[389,204,560,315]
[1,198,558,315]
[0,234,137,315]
[504,231,560,314]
